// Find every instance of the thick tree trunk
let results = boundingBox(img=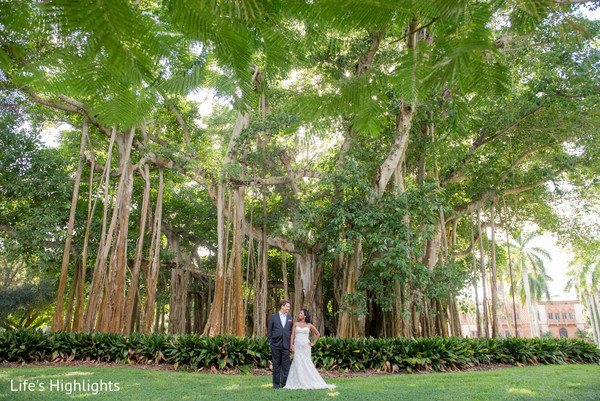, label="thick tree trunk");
[204,184,226,336]
[72,257,85,332]
[435,299,449,337]
[230,187,246,336]
[500,283,513,336]
[132,287,141,334]
[123,163,151,334]
[243,220,253,332]
[143,167,164,334]
[62,257,81,332]
[85,129,132,332]
[408,301,419,338]
[102,165,134,333]
[100,129,134,333]
[83,128,116,330]
[52,119,88,331]
[74,132,99,332]
[421,299,432,337]
[165,223,188,334]
[421,216,444,338]
[374,105,414,197]
[169,269,189,334]
[293,251,325,335]
[337,239,363,338]
[470,214,482,337]
[252,227,269,336]
[393,166,411,338]
[502,197,519,337]
[281,249,289,302]
[204,112,248,336]
[193,289,203,334]
[155,298,162,333]
[185,290,192,334]
[332,252,345,335]
[477,210,490,337]
[448,294,462,337]
[489,202,499,338]
[393,281,411,338]
[222,197,233,335]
